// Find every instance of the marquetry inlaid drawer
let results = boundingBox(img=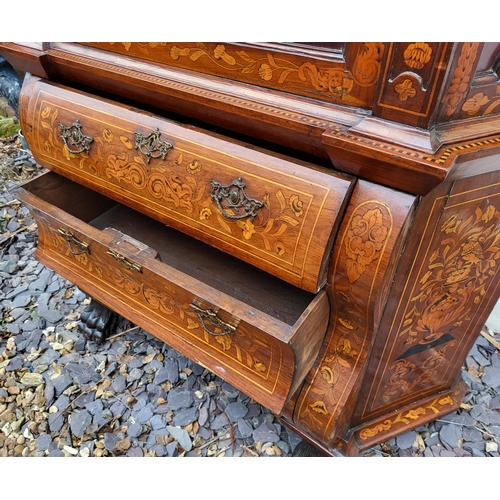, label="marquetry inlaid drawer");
[15,171,330,414]
[20,75,354,293]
